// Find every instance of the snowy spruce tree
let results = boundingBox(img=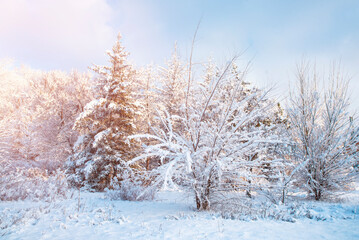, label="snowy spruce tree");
[133,46,187,171]
[66,34,141,191]
[152,44,188,141]
[158,44,187,118]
